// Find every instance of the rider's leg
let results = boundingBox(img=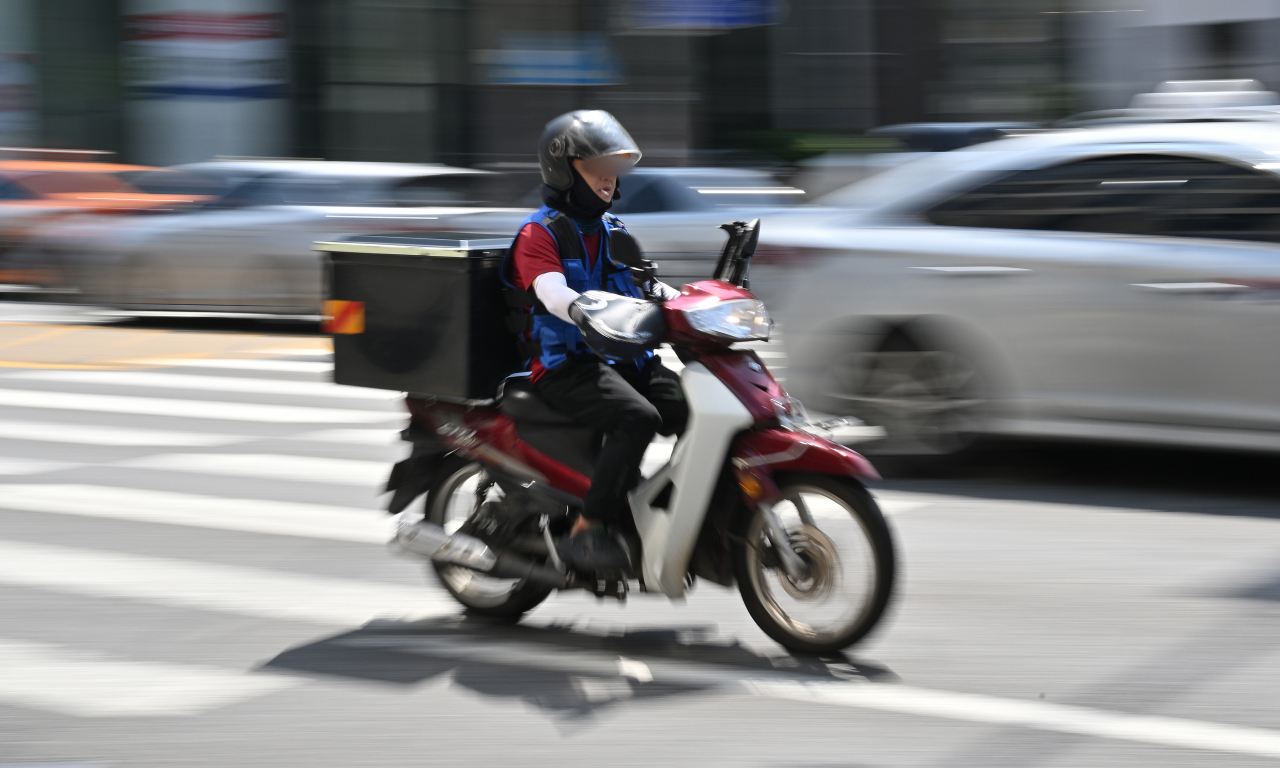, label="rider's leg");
[630,357,688,437]
[535,357,660,565]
